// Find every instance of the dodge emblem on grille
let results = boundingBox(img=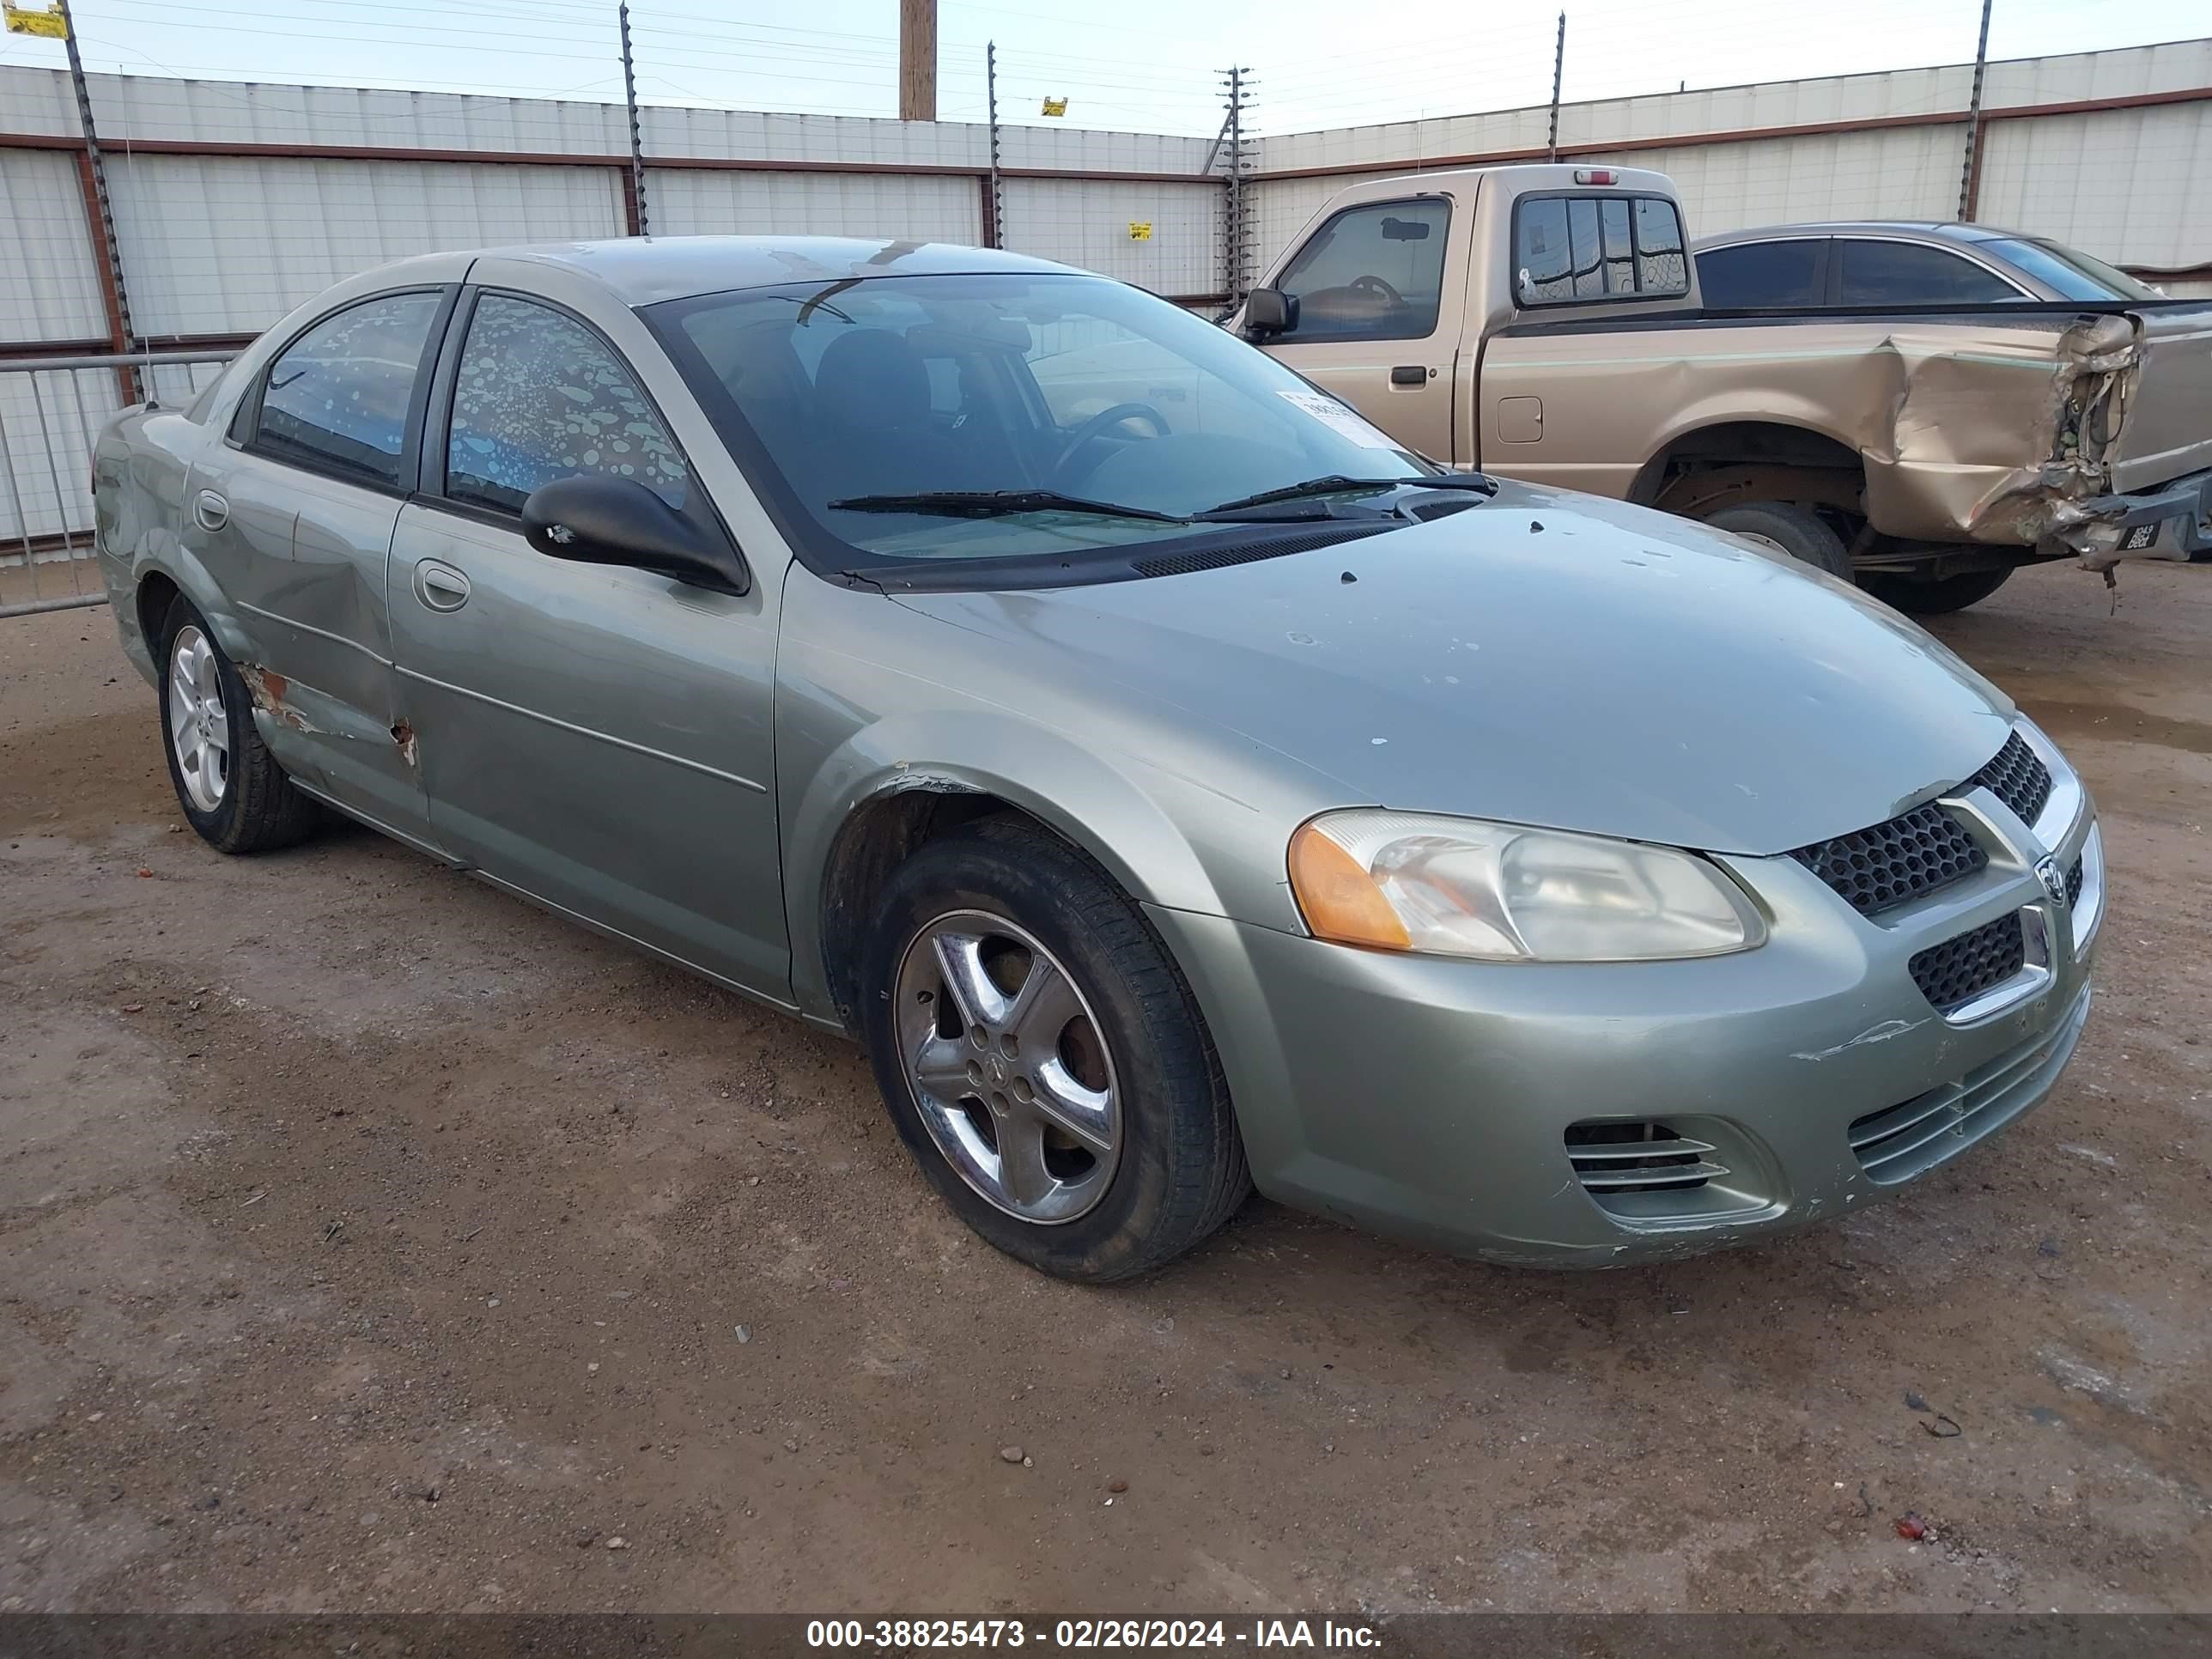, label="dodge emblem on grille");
[2035,855,2068,908]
